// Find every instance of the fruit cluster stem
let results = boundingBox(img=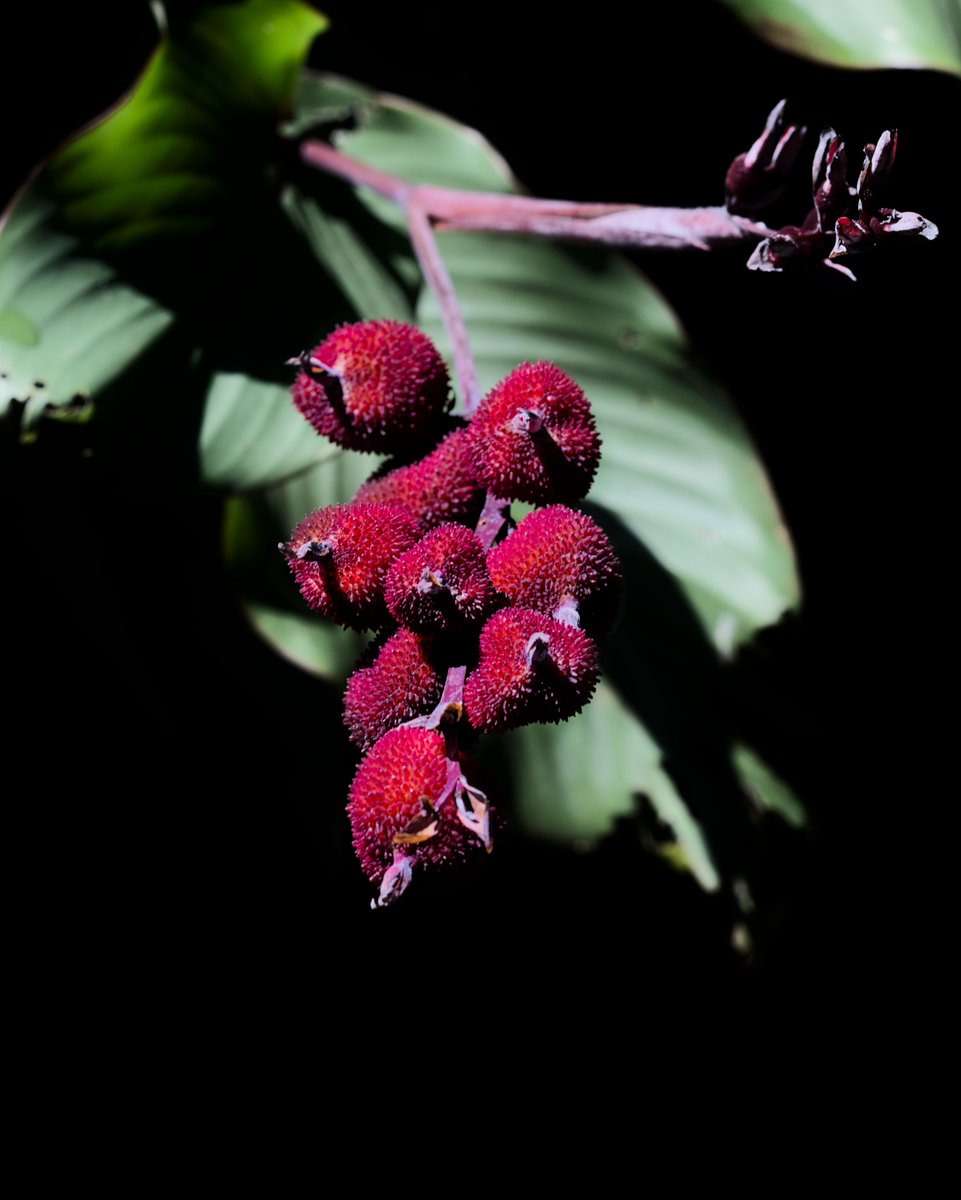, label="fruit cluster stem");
[300,140,774,245]
[407,205,481,413]
[299,139,774,414]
